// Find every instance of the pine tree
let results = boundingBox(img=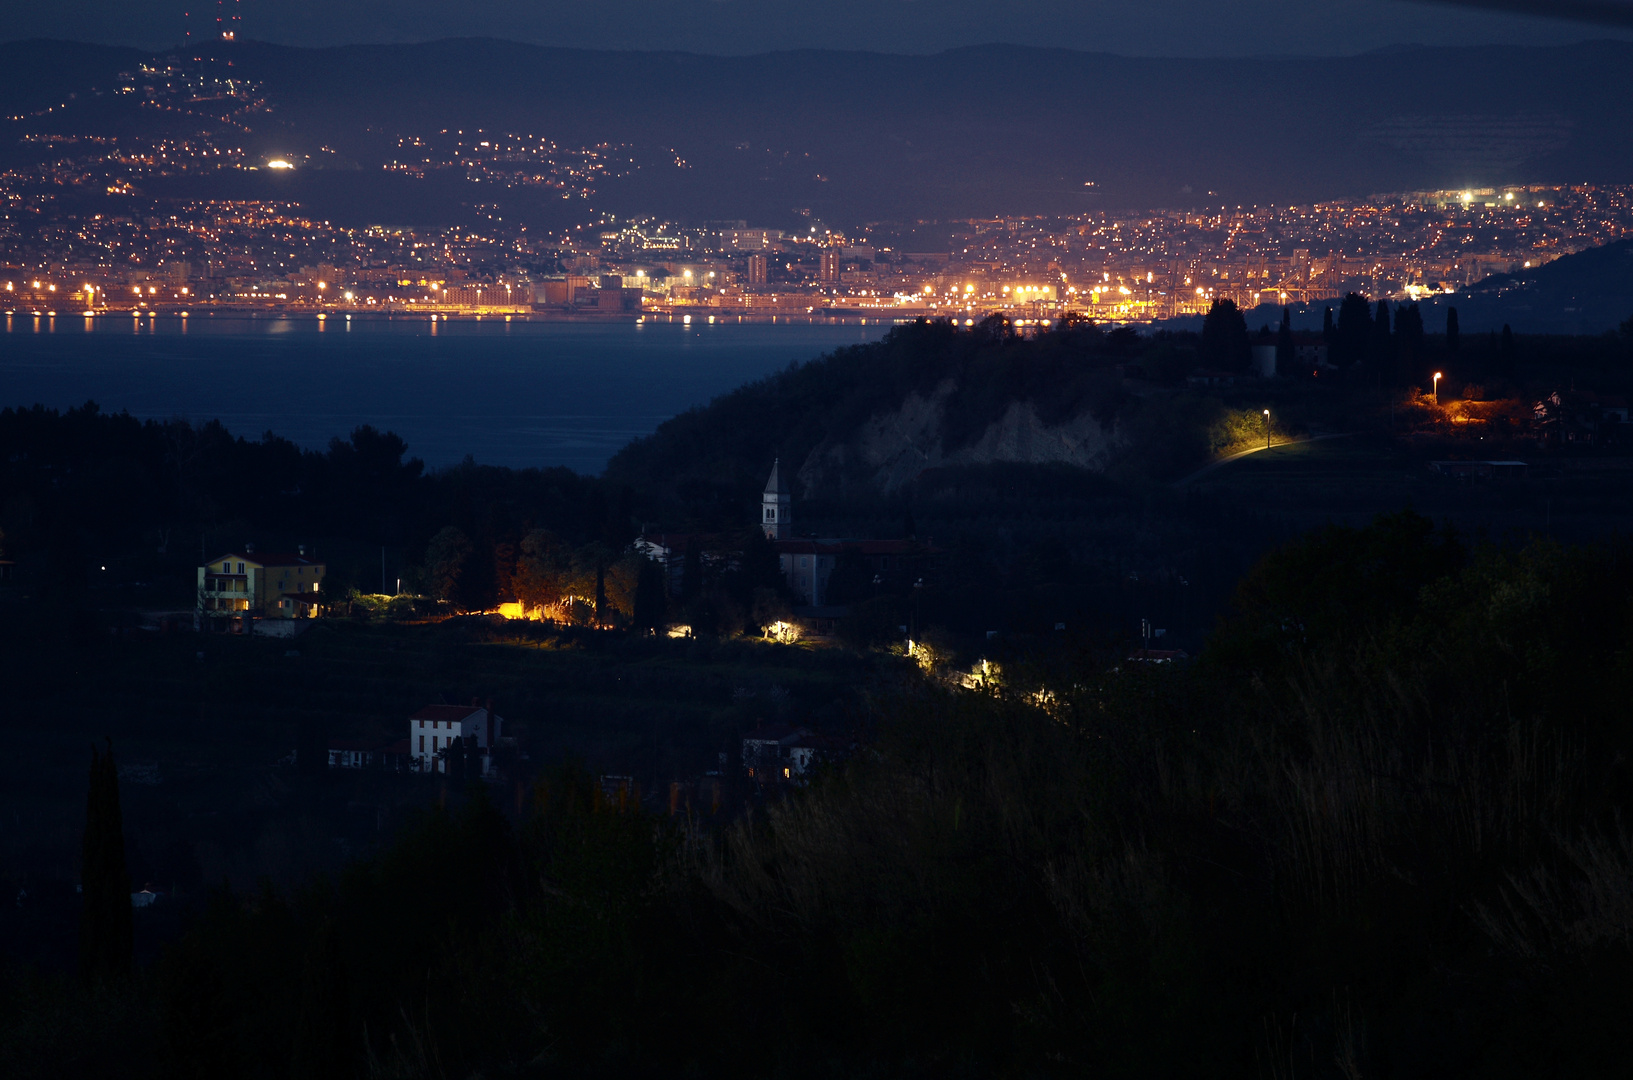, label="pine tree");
[1201,298,1250,371]
[79,741,132,984]
[1446,306,1460,352]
